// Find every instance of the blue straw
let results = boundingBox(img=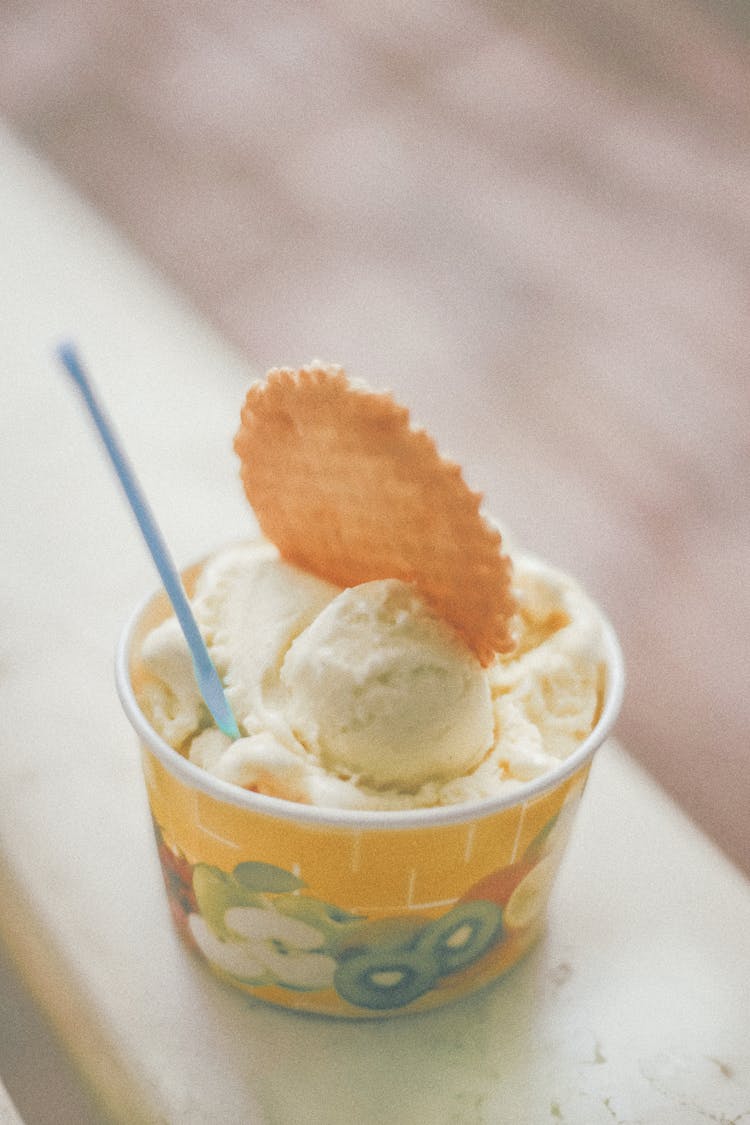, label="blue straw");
[57,343,241,740]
